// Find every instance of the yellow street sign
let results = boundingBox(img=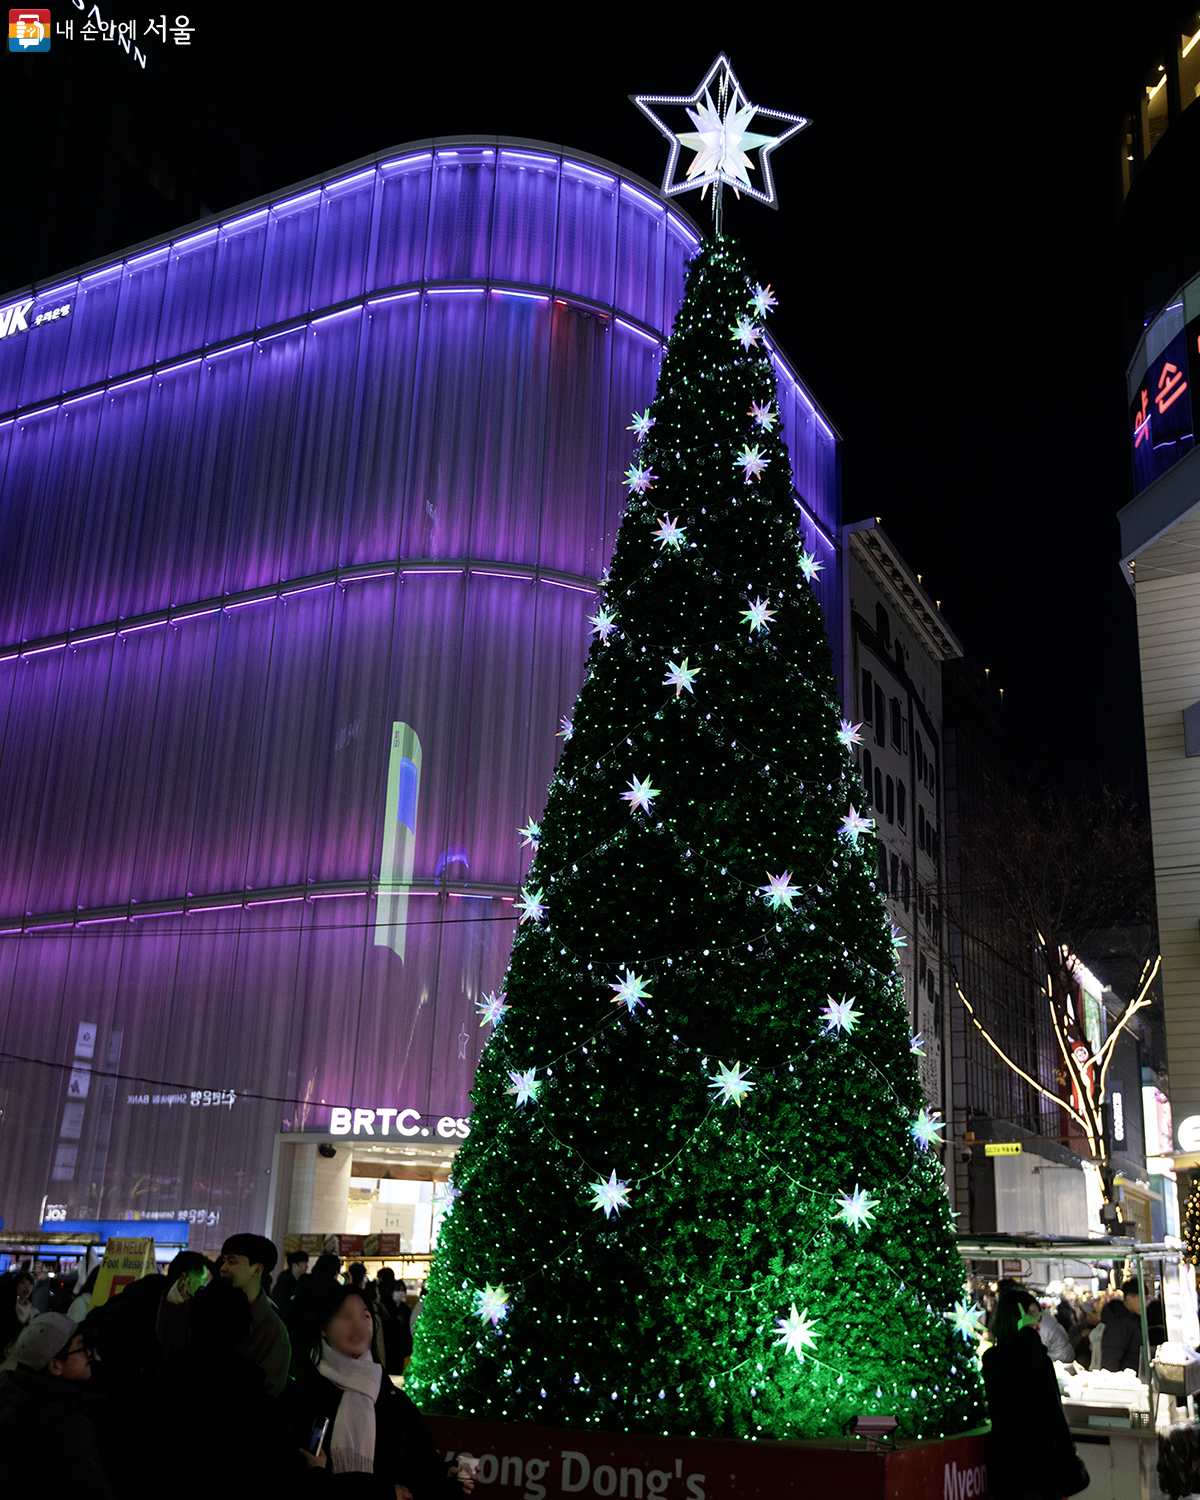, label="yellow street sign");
[984,1142,1022,1157]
